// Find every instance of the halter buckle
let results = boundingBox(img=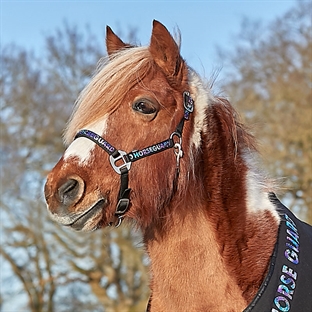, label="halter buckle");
[116,198,130,215]
[109,150,132,174]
